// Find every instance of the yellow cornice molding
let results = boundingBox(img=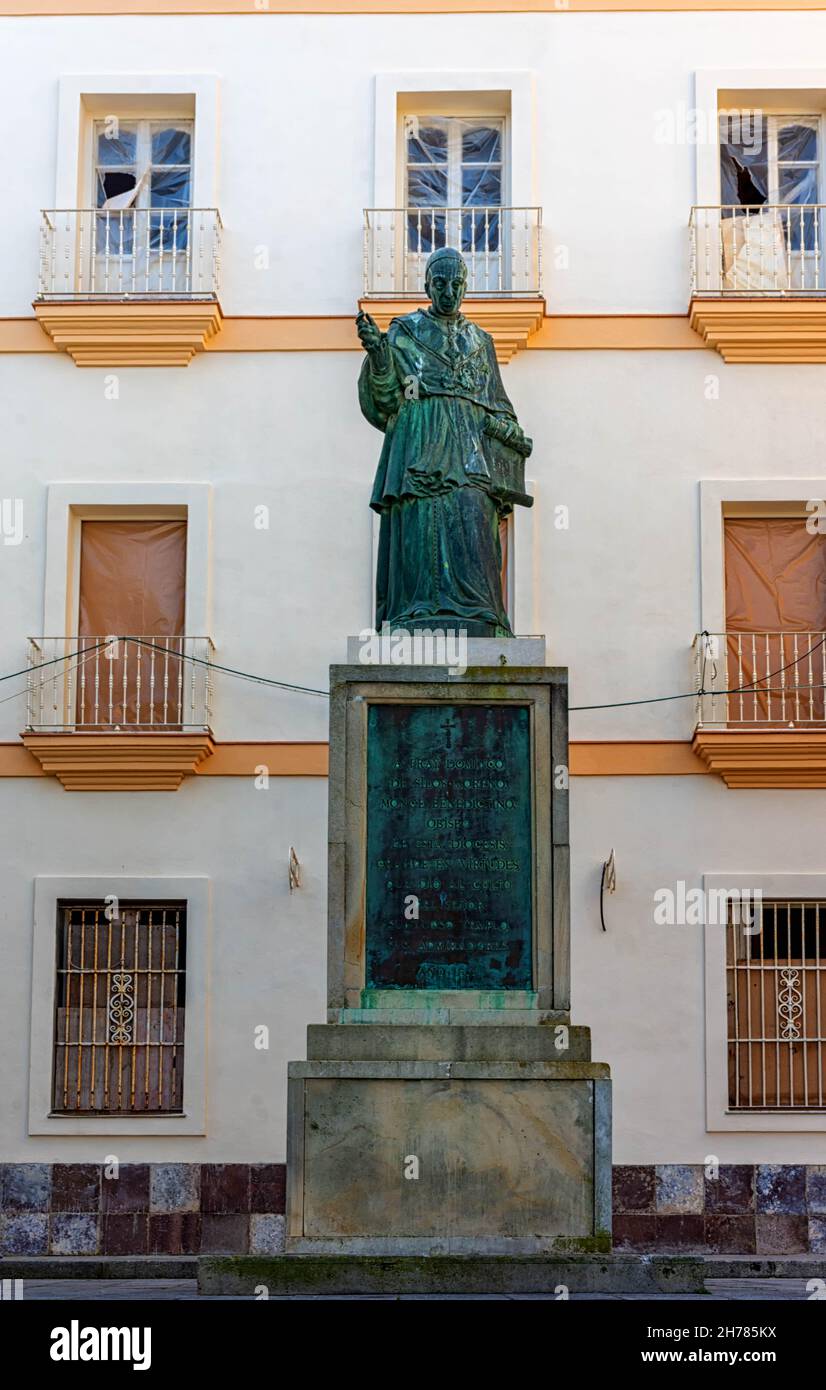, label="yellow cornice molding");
[692,728,826,787]
[4,1,826,16]
[2,312,703,354]
[21,732,216,790]
[571,741,708,775]
[34,300,223,365]
[2,739,706,779]
[689,296,826,363]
